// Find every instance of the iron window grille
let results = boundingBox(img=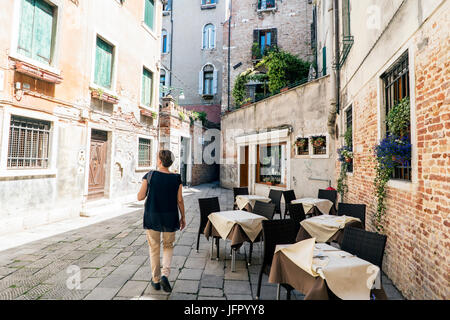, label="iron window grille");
[138,138,152,167]
[346,106,353,173]
[258,0,276,11]
[7,115,51,169]
[381,52,411,181]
